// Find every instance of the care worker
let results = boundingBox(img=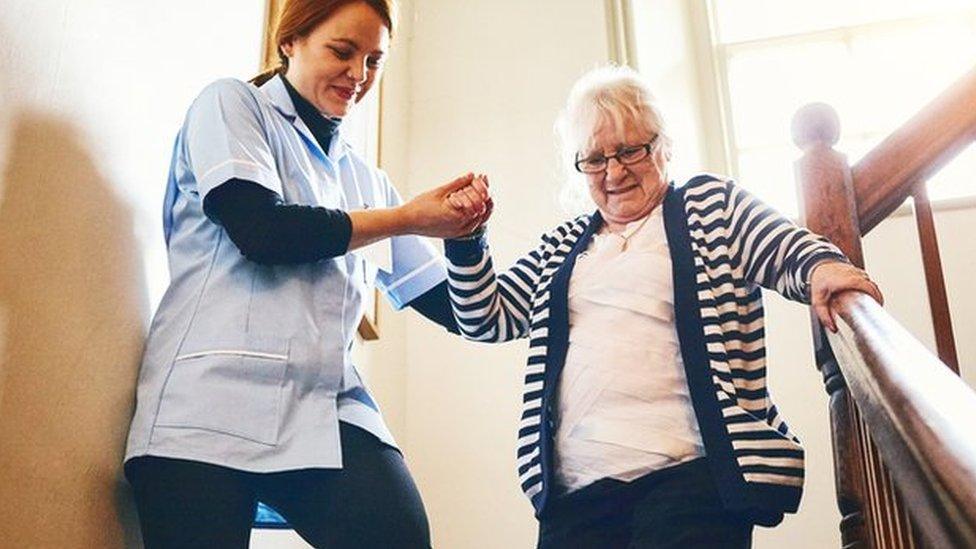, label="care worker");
[122,1,484,547]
